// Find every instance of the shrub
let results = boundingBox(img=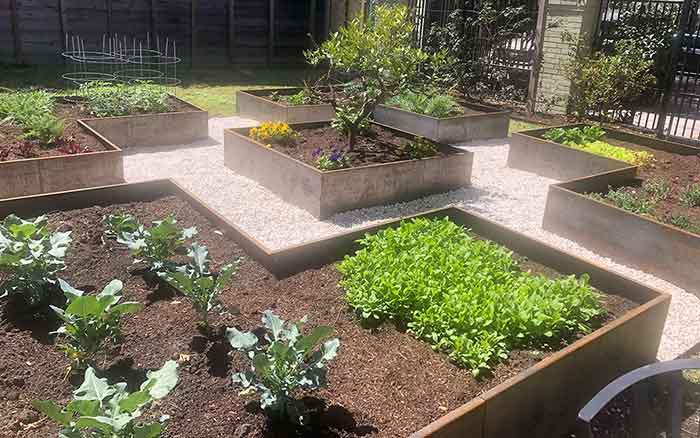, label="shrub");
[399,136,439,159]
[81,81,171,117]
[249,121,297,146]
[51,279,142,369]
[680,183,700,208]
[387,91,463,118]
[0,215,72,307]
[160,243,241,327]
[338,218,603,374]
[227,310,340,425]
[0,90,64,145]
[114,214,198,272]
[312,147,351,171]
[305,4,428,149]
[33,360,179,438]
